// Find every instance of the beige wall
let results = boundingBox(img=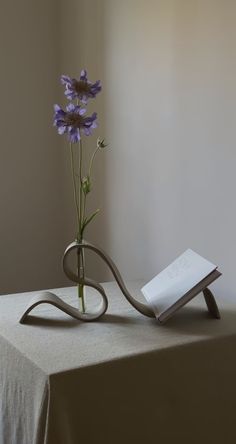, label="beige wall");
[71,0,236,299]
[1,0,236,300]
[0,0,69,293]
